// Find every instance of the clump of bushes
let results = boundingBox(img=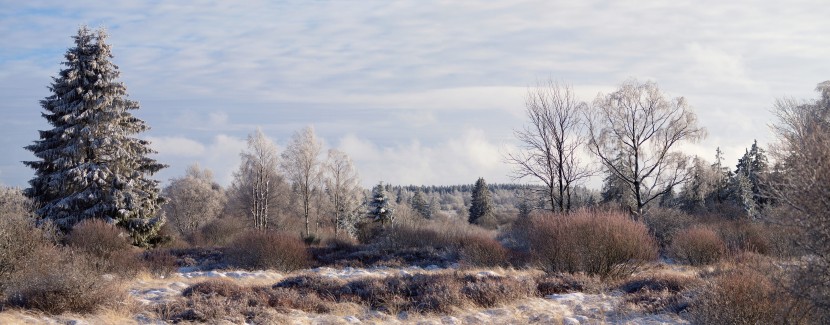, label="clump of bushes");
[528,209,659,278]
[224,230,310,271]
[4,245,125,315]
[670,226,728,265]
[194,216,248,247]
[66,218,143,277]
[618,272,703,314]
[459,234,510,267]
